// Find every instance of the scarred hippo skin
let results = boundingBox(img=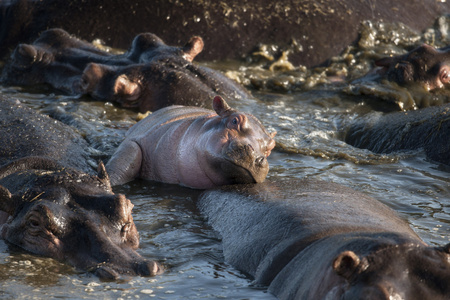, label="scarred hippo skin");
[343,104,450,166]
[355,44,450,91]
[106,96,276,189]
[198,179,450,300]
[0,96,162,279]
[1,28,252,112]
[1,0,449,67]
